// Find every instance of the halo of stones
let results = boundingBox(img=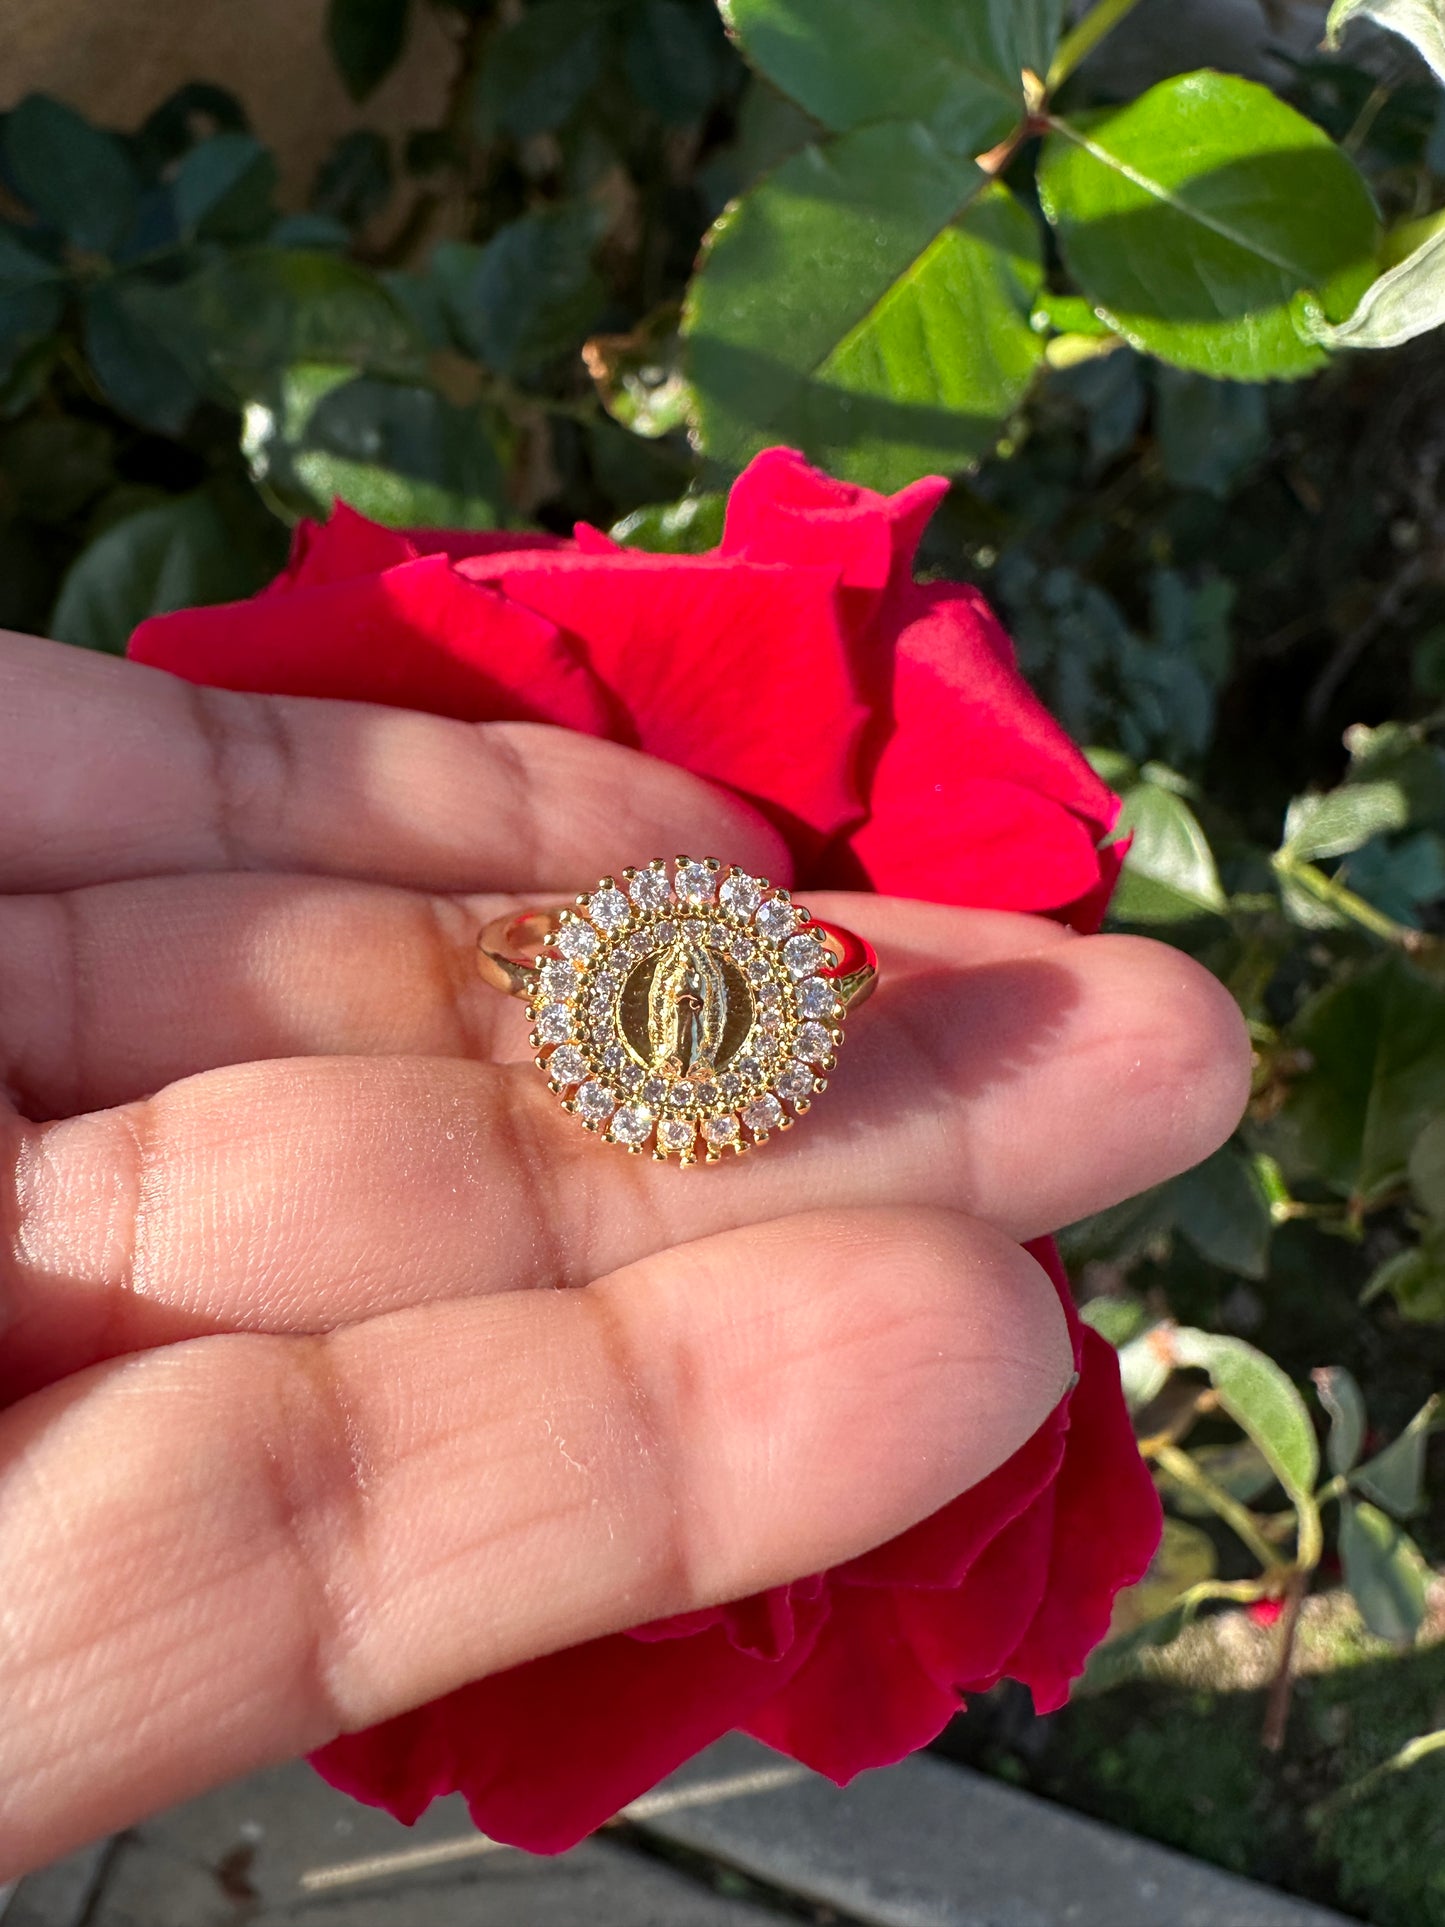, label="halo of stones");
[527,855,845,1165]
